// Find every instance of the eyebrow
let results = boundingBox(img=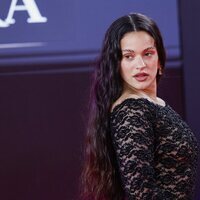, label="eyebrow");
[122,46,156,53]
